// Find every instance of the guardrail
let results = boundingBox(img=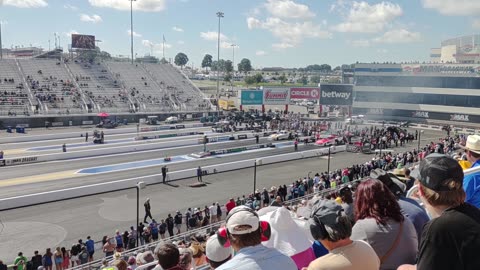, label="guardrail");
[0,145,346,210]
